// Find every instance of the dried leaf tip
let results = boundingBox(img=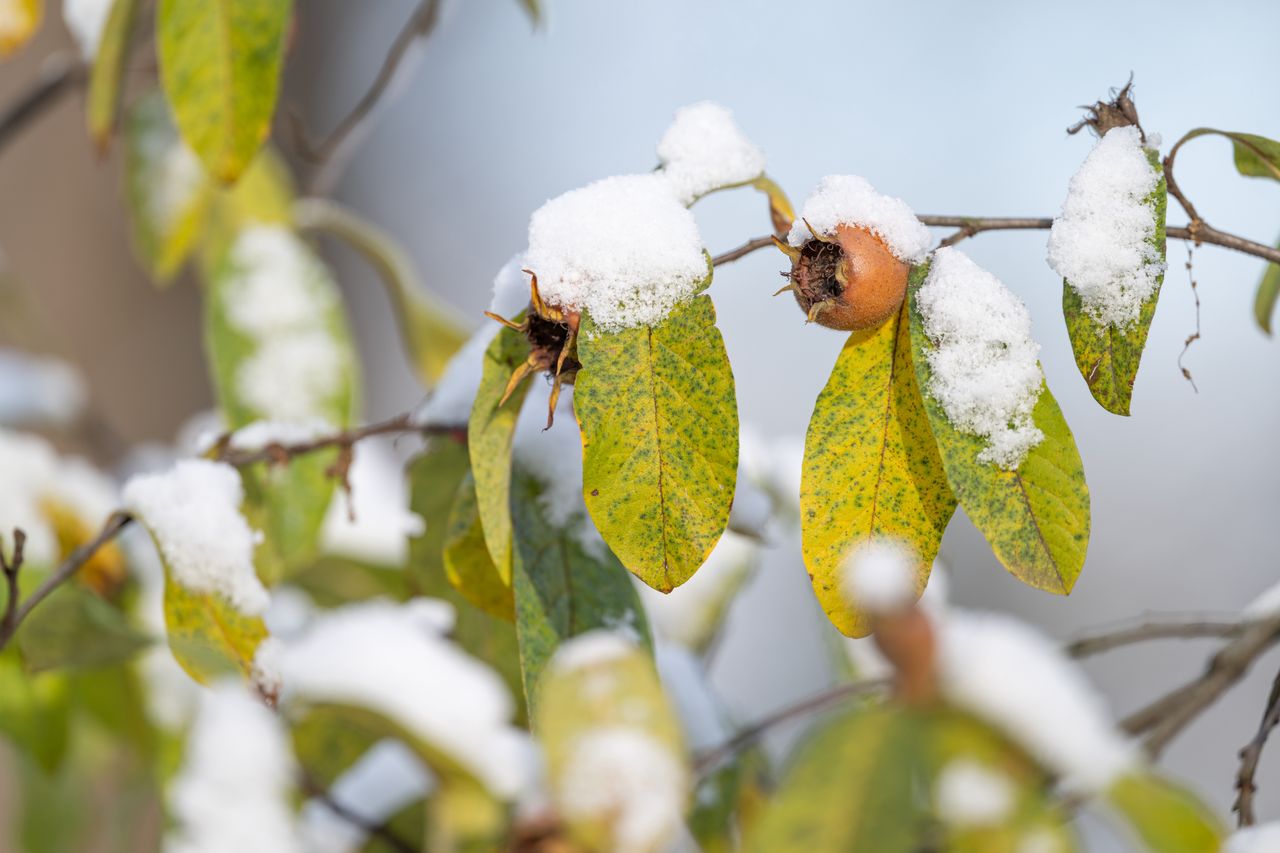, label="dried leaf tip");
[1068,75,1146,143]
